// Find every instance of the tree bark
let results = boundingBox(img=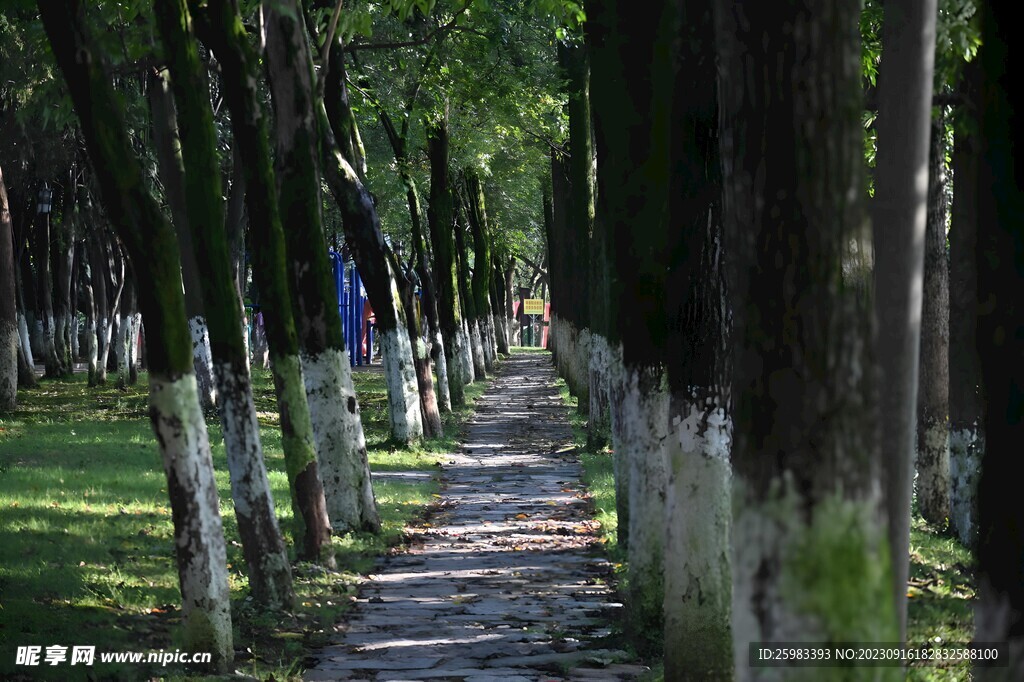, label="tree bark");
[40,0,233,667]
[975,3,1024,676]
[194,0,338,555]
[916,115,951,527]
[716,0,896,675]
[948,60,983,549]
[0,164,17,410]
[454,198,485,382]
[264,0,384,528]
[870,0,938,641]
[156,0,295,610]
[35,205,61,378]
[52,173,76,376]
[426,115,467,407]
[148,65,217,410]
[464,171,495,373]
[77,239,98,385]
